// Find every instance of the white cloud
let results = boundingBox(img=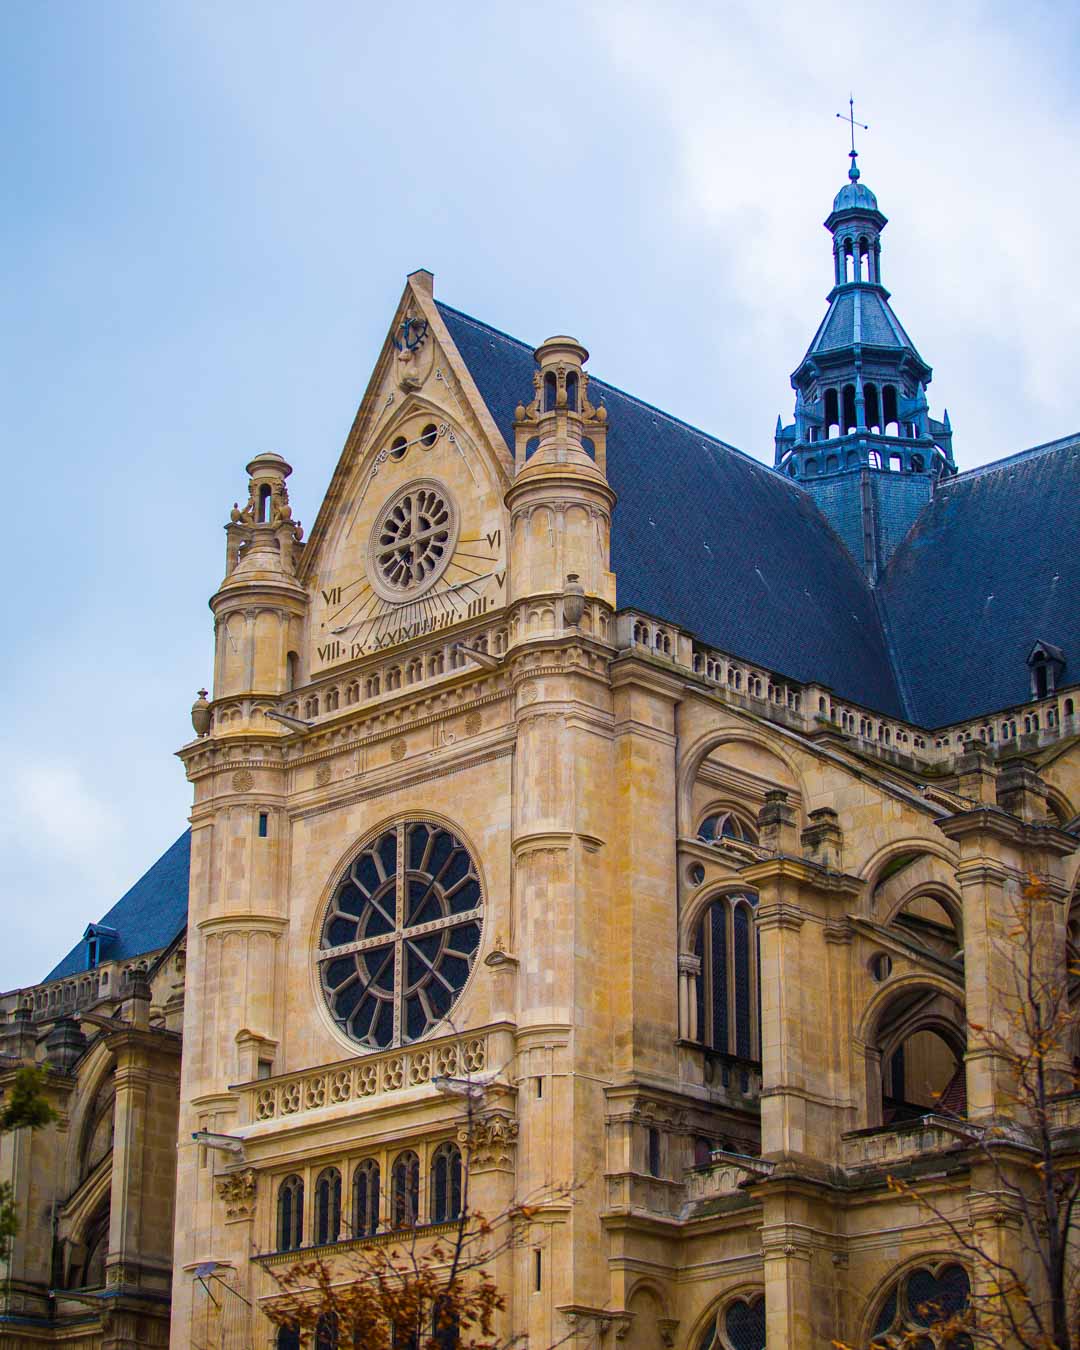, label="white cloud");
[0,759,127,990]
[586,0,1080,461]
